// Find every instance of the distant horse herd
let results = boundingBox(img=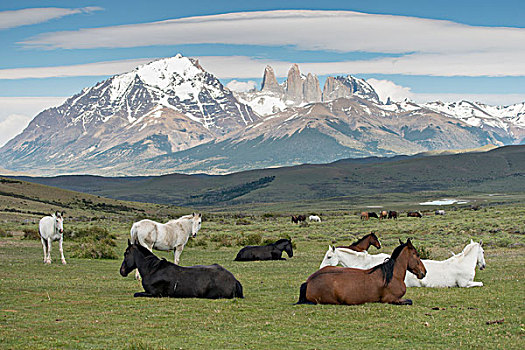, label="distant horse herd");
[36,207,485,305]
